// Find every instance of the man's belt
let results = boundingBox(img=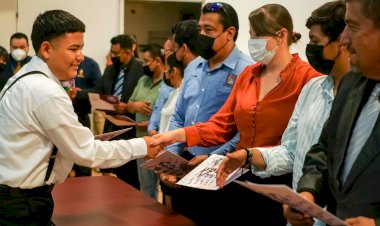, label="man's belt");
[0,184,54,197]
